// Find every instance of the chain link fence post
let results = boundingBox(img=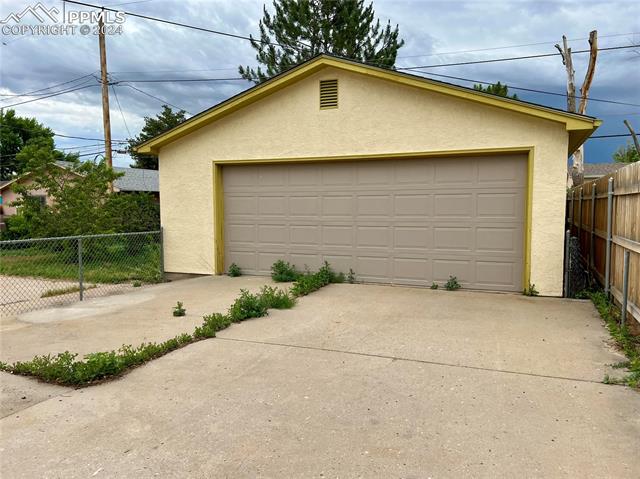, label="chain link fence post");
[78,237,84,301]
[159,226,165,282]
